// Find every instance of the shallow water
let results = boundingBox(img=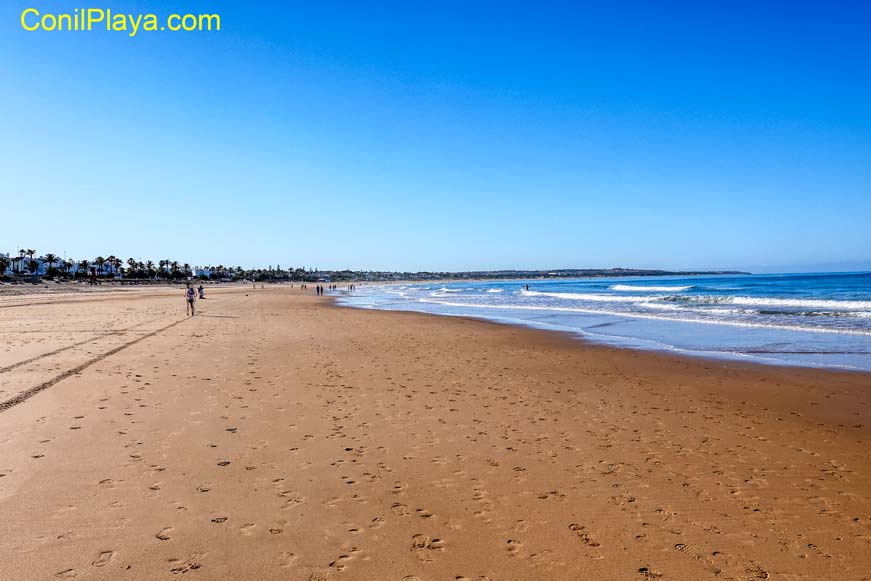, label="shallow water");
[338,272,871,372]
